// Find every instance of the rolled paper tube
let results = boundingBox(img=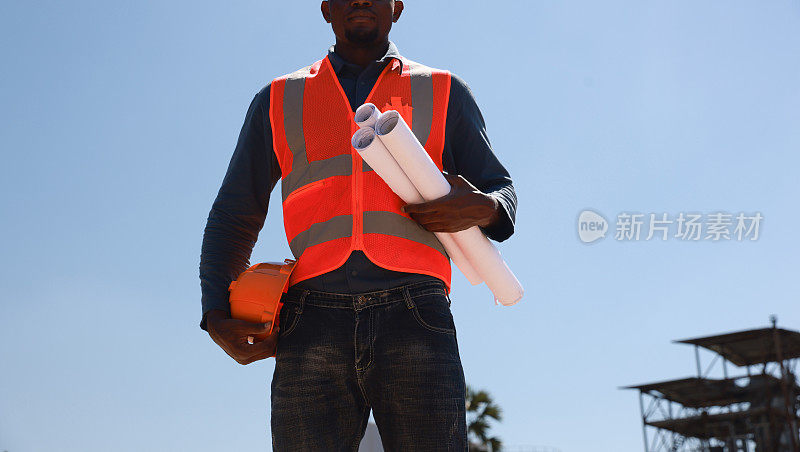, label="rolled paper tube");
[375,110,524,306]
[351,127,483,286]
[355,103,381,130]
